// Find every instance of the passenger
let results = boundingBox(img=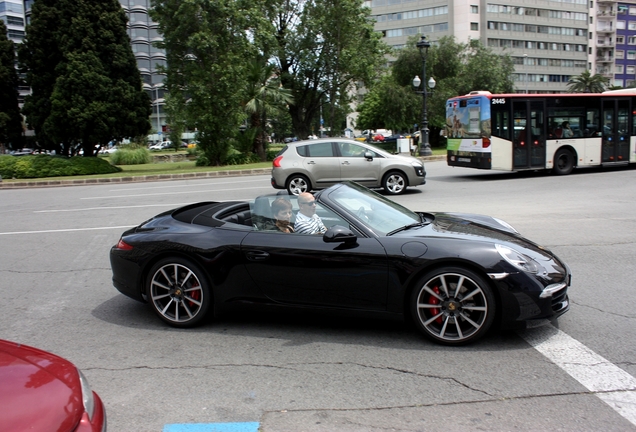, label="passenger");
[264,198,295,233]
[294,192,327,235]
[562,121,574,138]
